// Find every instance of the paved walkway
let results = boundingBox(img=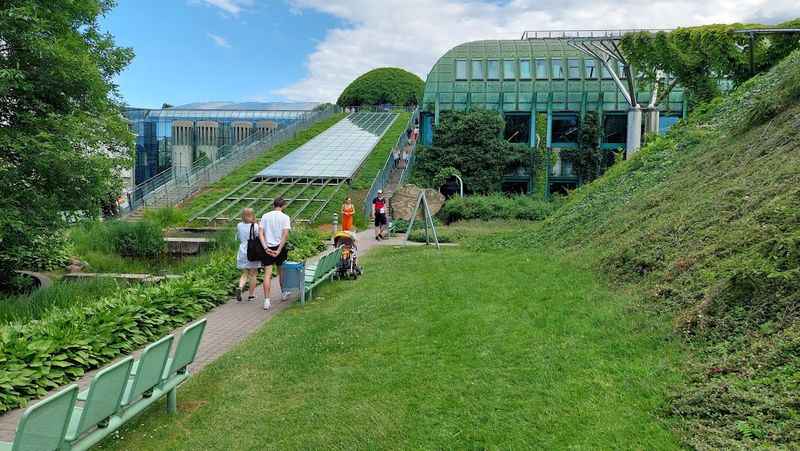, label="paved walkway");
[0,229,411,442]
